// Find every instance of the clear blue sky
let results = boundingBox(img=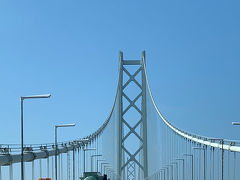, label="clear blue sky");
[0,0,240,145]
